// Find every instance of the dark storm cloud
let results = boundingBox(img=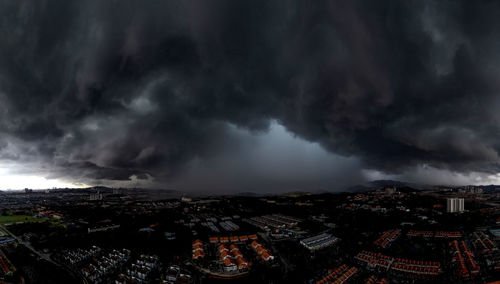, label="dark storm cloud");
[1,0,500,187]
